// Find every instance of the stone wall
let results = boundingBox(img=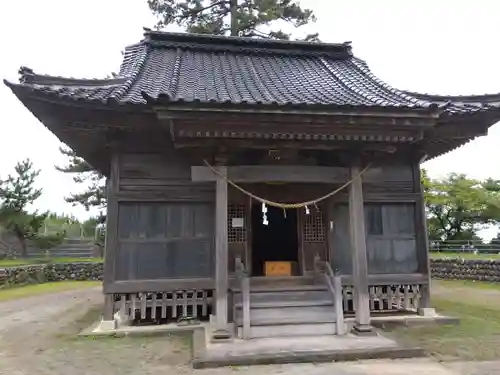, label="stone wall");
[430,258,500,282]
[0,263,103,287]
